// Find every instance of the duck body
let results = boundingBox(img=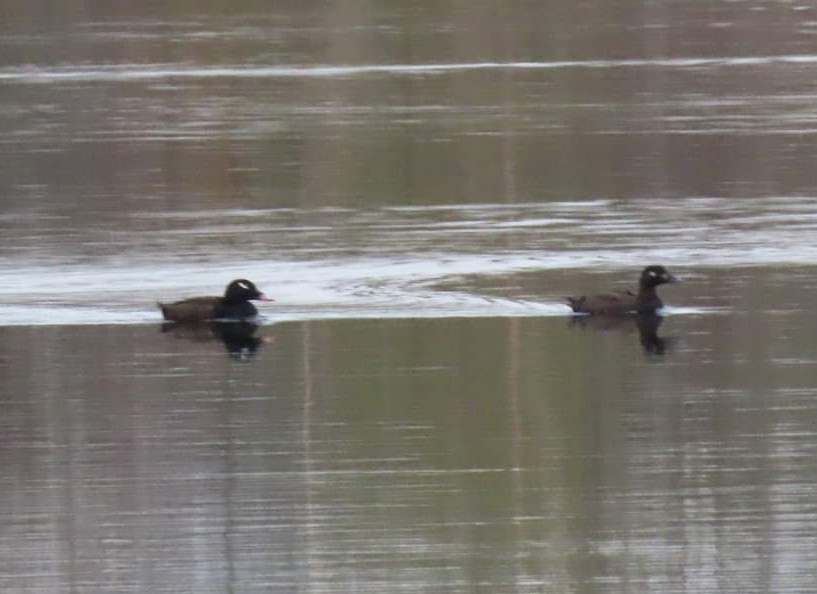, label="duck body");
[567,266,677,315]
[159,279,271,322]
